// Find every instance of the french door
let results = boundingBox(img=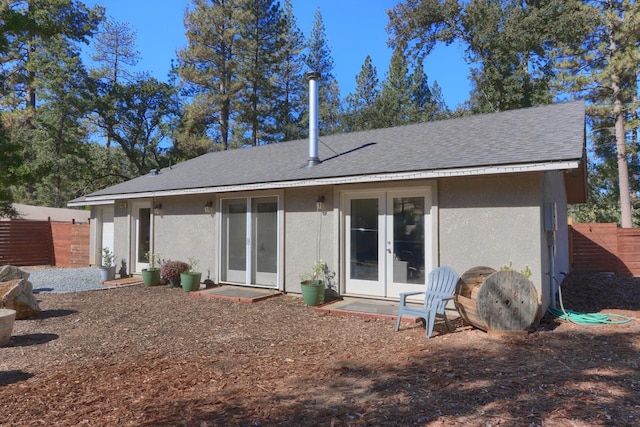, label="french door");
[345,189,432,298]
[220,196,279,288]
[132,201,152,273]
